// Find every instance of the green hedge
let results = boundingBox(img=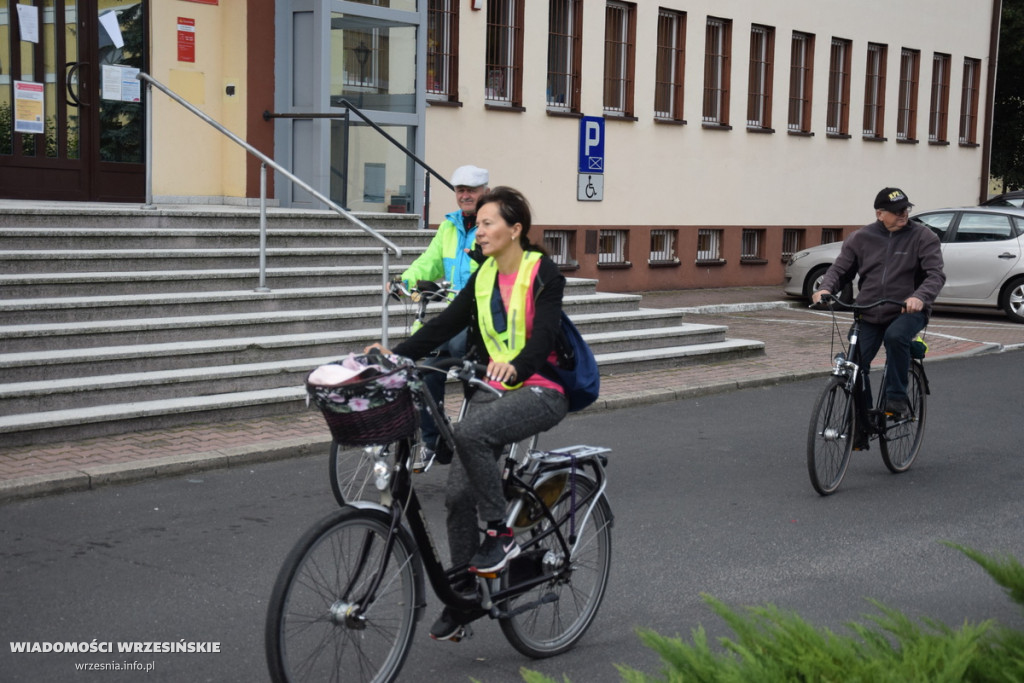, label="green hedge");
[521,544,1024,682]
